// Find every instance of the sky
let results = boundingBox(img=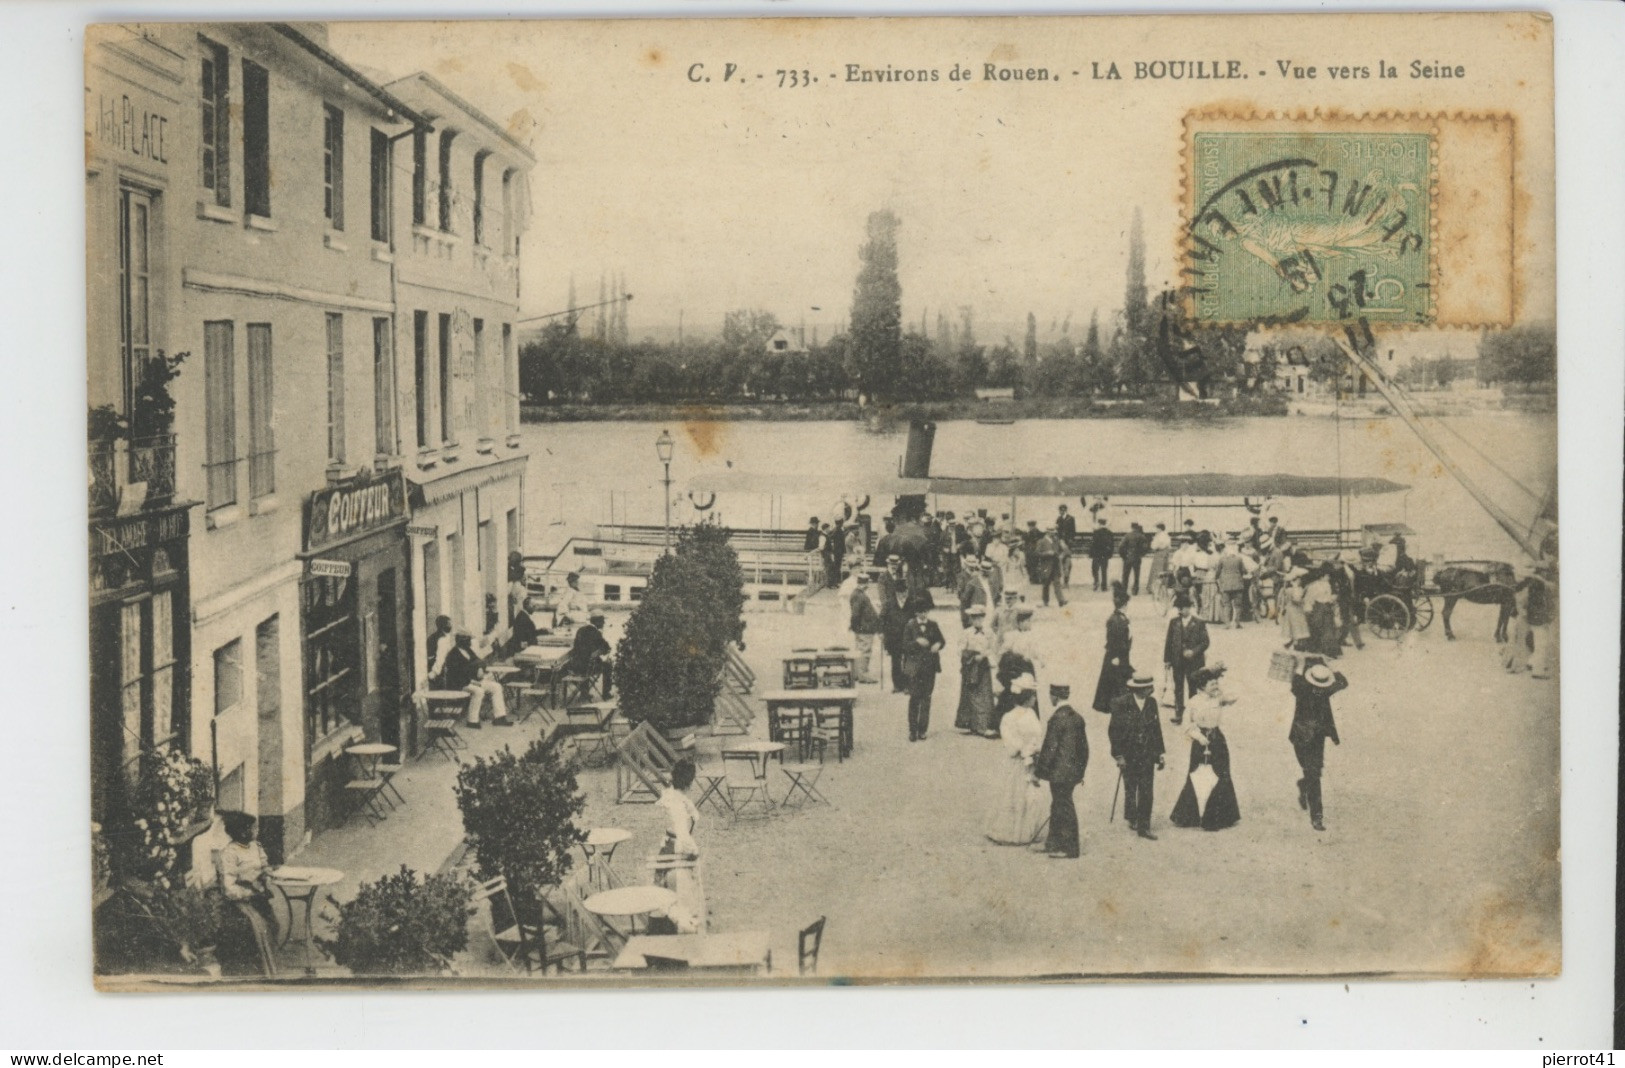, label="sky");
[327,14,1555,342]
